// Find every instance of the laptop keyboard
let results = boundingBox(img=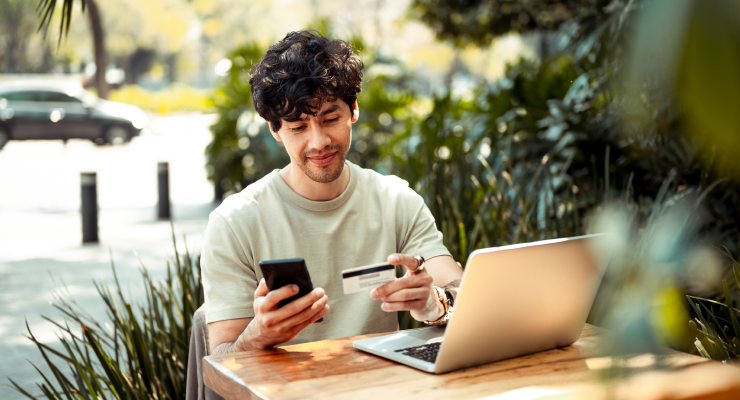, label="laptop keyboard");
[394,342,442,363]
